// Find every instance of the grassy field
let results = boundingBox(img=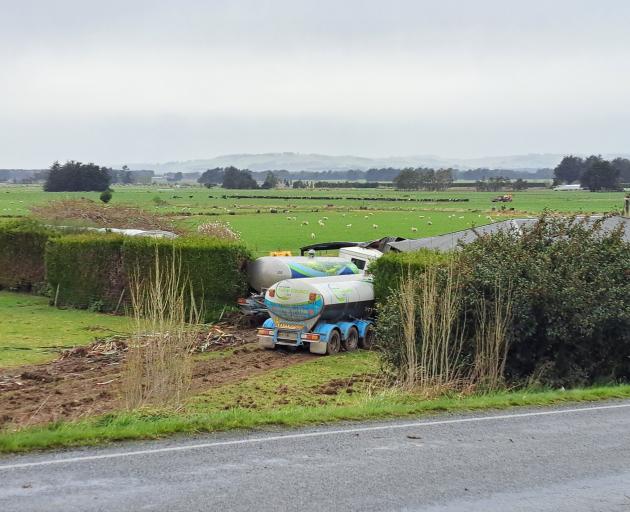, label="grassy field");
[1,184,627,254]
[0,292,130,367]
